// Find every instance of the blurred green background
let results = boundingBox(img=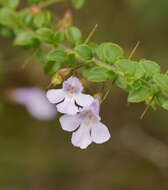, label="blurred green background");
[1,0,168,189]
